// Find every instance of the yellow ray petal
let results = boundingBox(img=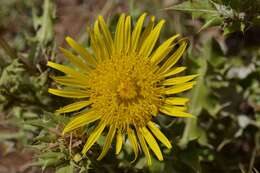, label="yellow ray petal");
[139,19,165,57]
[150,34,180,65]
[158,39,188,74]
[136,128,152,165]
[98,16,114,54]
[47,61,88,80]
[59,47,91,72]
[131,13,147,52]
[56,101,92,114]
[163,81,196,95]
[97,124,117,160]
[62,111,101,134]
[162,74,199,86]
[160,106,194,118]
[65,37,96,65]
[127,128,139,162]
[161,67,187,78]
[137,16,155,49]
[89,31,102,61]
[50,76,88,89]
[94,21,110,58]
[165,97,189,106]
[140,127,163,161]
[82,121,106,154]
[152,46,173,70]
[162,105,187,112]
[48,88,90,98]
[115,14,125,52]
[116,131,123,155]
[94,20,101,36]
[124,16,131,53]
[147,121,172,149]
